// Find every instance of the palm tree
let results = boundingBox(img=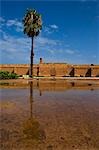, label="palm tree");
[22,9,42,77]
